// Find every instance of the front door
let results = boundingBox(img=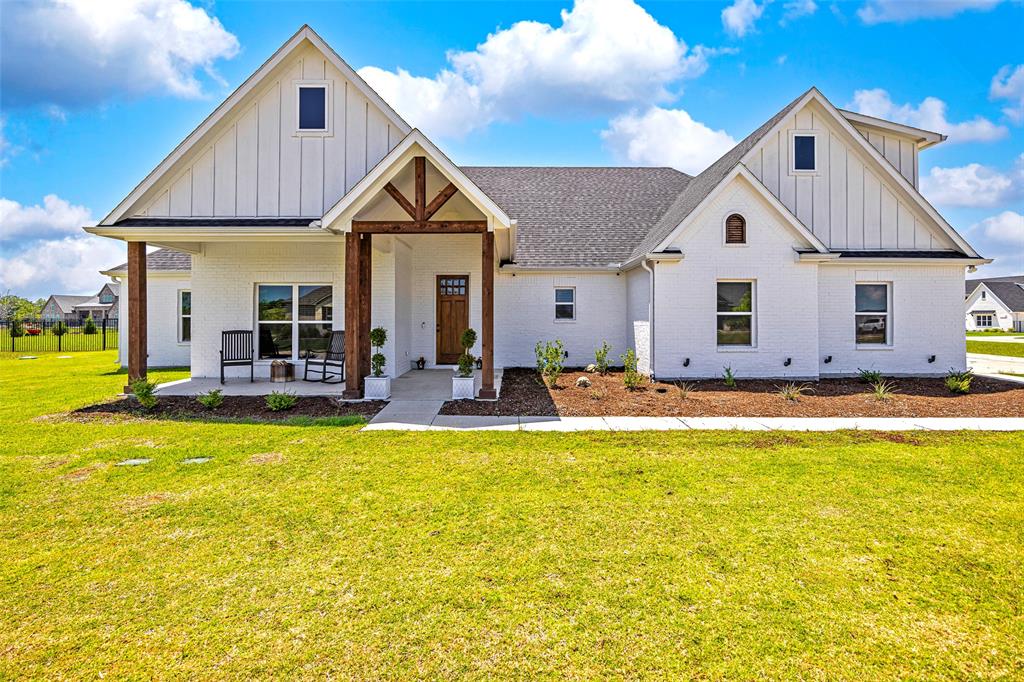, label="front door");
[436,275,469,364]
